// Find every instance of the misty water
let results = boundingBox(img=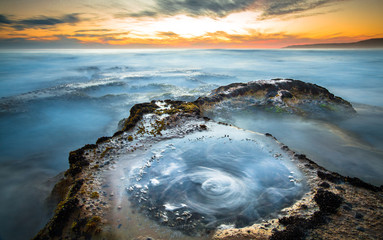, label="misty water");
[0,49,383,240]
[126,127,306,231]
